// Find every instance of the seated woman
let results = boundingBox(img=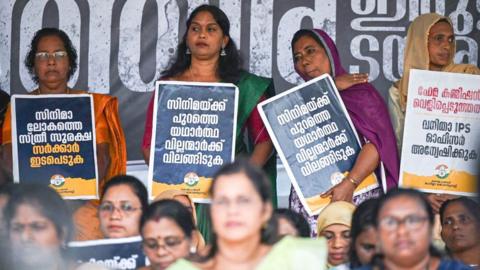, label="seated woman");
[98,175,148,239]
[155,190,205,251]
[348,198,378,268]
[290,29,399,236]
[440,197,480,269]
[358,189,470,270]
[169,159,328,270]
[0,27,127,240]
[273,208,310,237]
[317,201,356,269]
[139,199,197,270]
[3,183,73,269]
